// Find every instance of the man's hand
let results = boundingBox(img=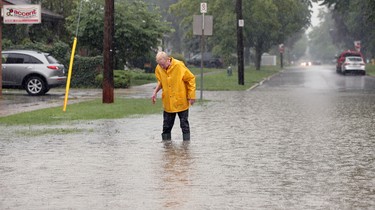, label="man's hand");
[189,99,196,105]
[152,95,157,104]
